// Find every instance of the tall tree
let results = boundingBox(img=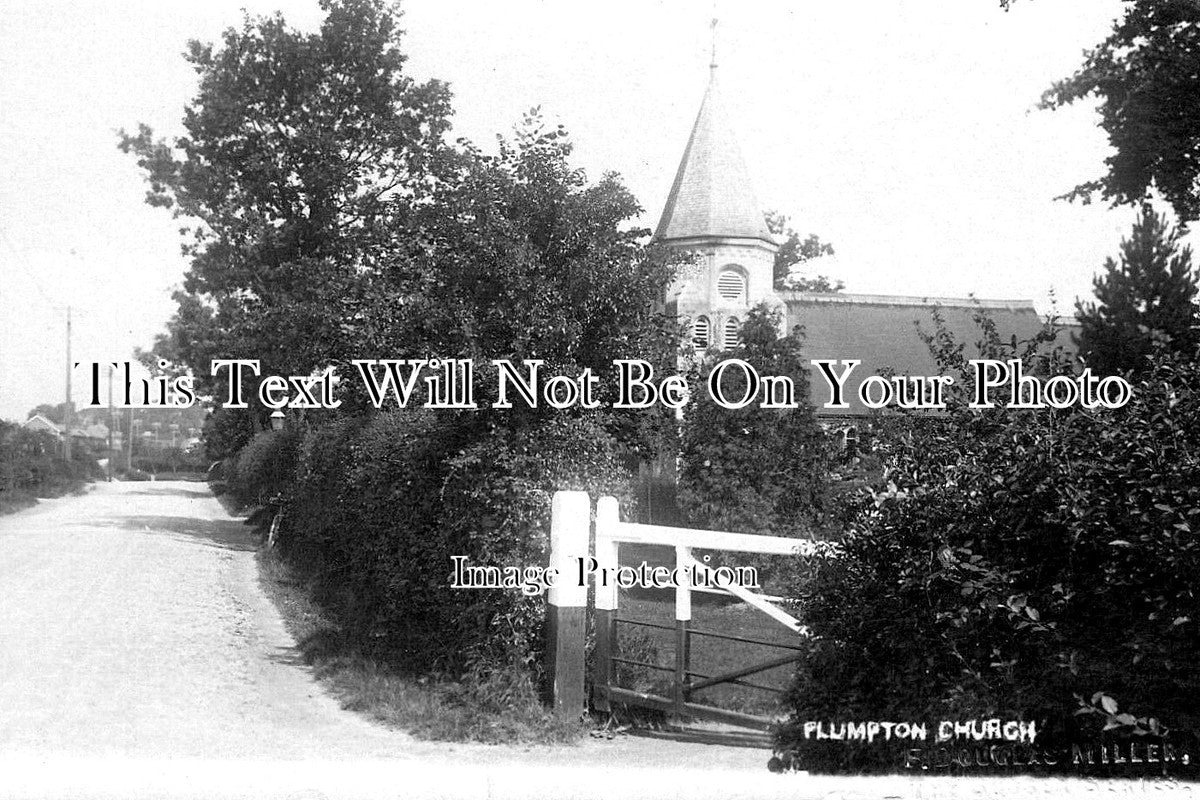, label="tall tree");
[764,211,841,291]
[1076,204,1200,375]
[678,304,829,540]
[1041,0,1200,222]
[389,110,683,454]
[26,403,70,425]
[119,0,454,399]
